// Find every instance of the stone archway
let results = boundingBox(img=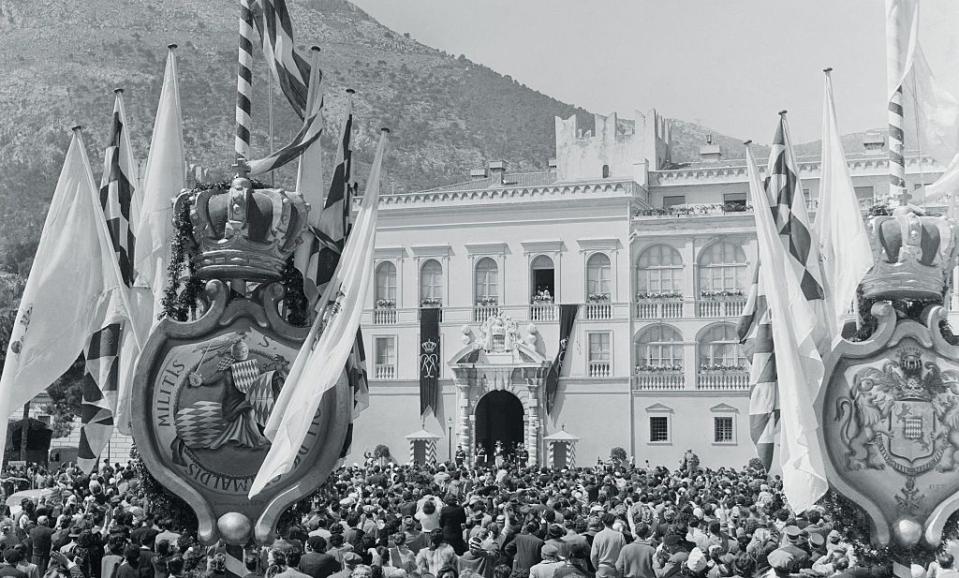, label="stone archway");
[474,390,525,458]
